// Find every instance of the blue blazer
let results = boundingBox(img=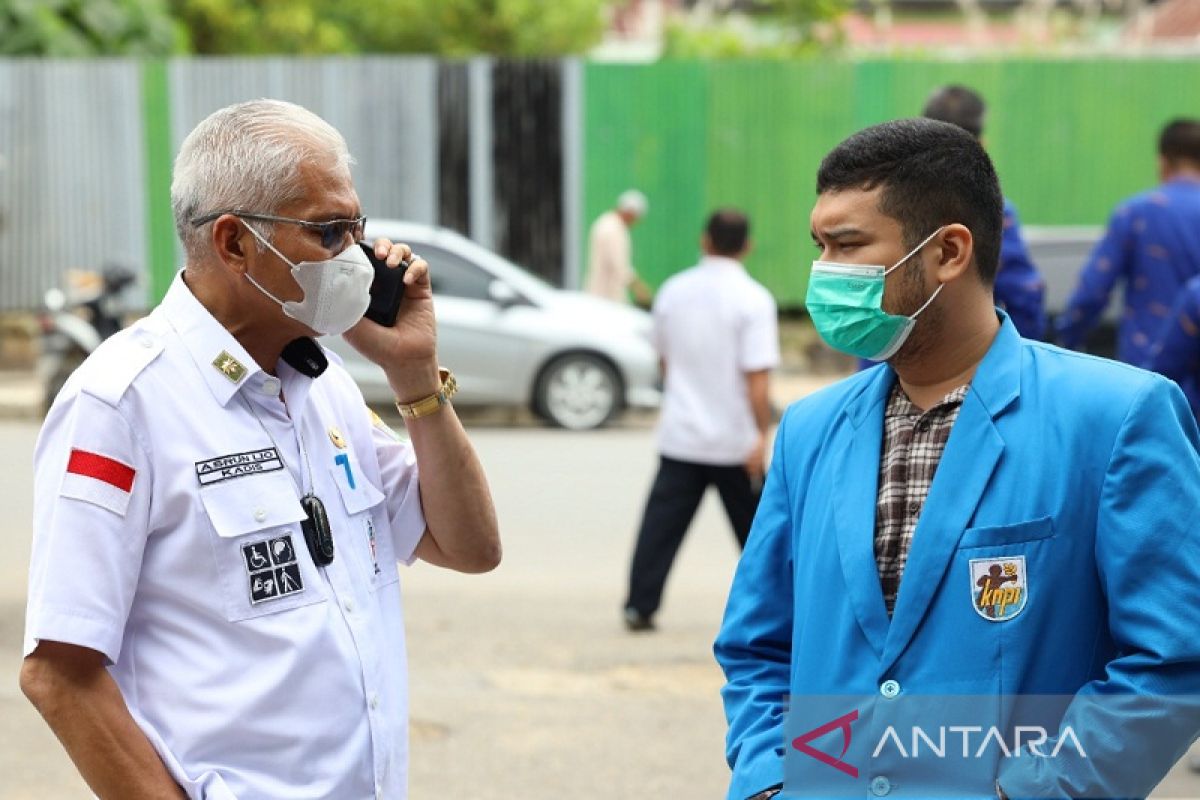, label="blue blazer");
[716,313,1200,799]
